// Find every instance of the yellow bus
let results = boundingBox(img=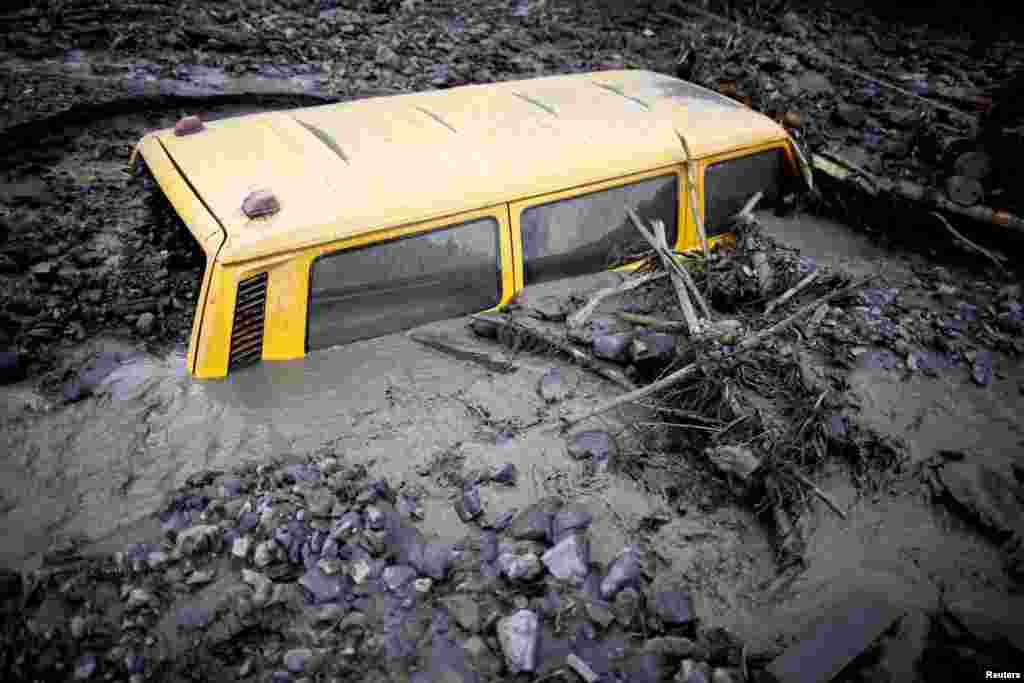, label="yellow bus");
[133,69,808,378]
